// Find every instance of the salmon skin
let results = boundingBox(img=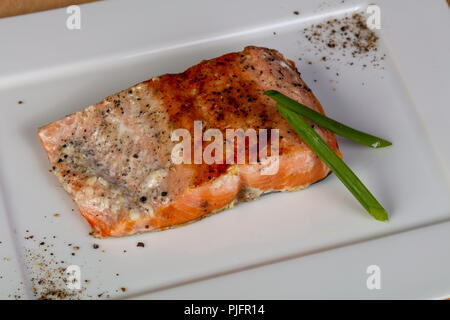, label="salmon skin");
[38,46,341,237]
